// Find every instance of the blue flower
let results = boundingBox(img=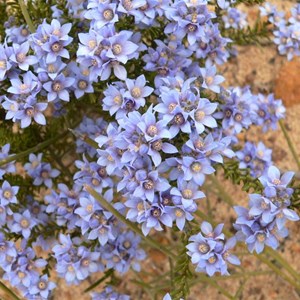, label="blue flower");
[0,180,19,206]
[259,165,294,191]
[171,180,205,210]
[85,2,119,29]
[187,221,240,276]
[15,96,48,128]
[9,41,38,71]
[133,169,171,202]
[182,157,215,185]
[43,73,75,102]
[200,63,225,93]
[124,75,154,108]
[28,275,56,299]
[222,7,248,30]
[10,210,37,239]
[8,71,39,95]
[190,98,218,134]
[236,141,272,177]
